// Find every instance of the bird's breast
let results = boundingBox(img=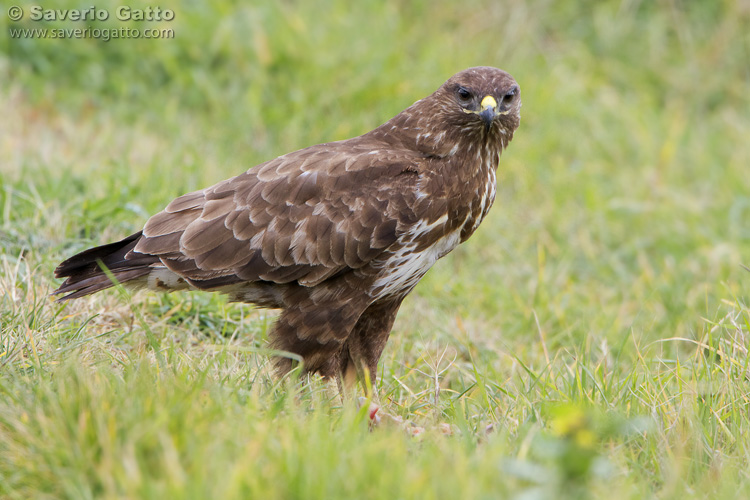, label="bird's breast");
[369,224,463,301]
[453,147,499,241]
[367,142,501,301]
